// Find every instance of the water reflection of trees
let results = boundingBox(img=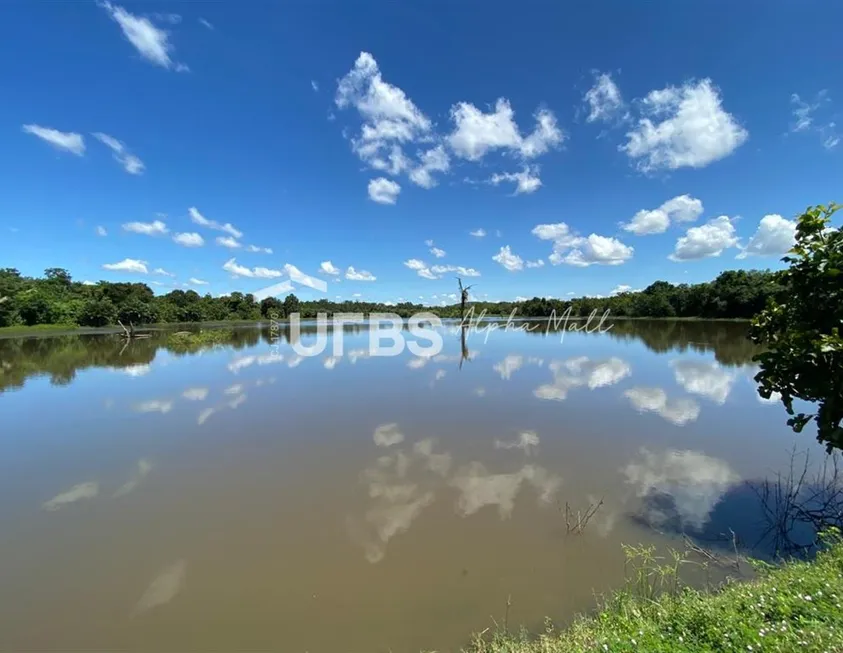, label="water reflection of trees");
[525,318,759,366]
[1,320,758,393]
